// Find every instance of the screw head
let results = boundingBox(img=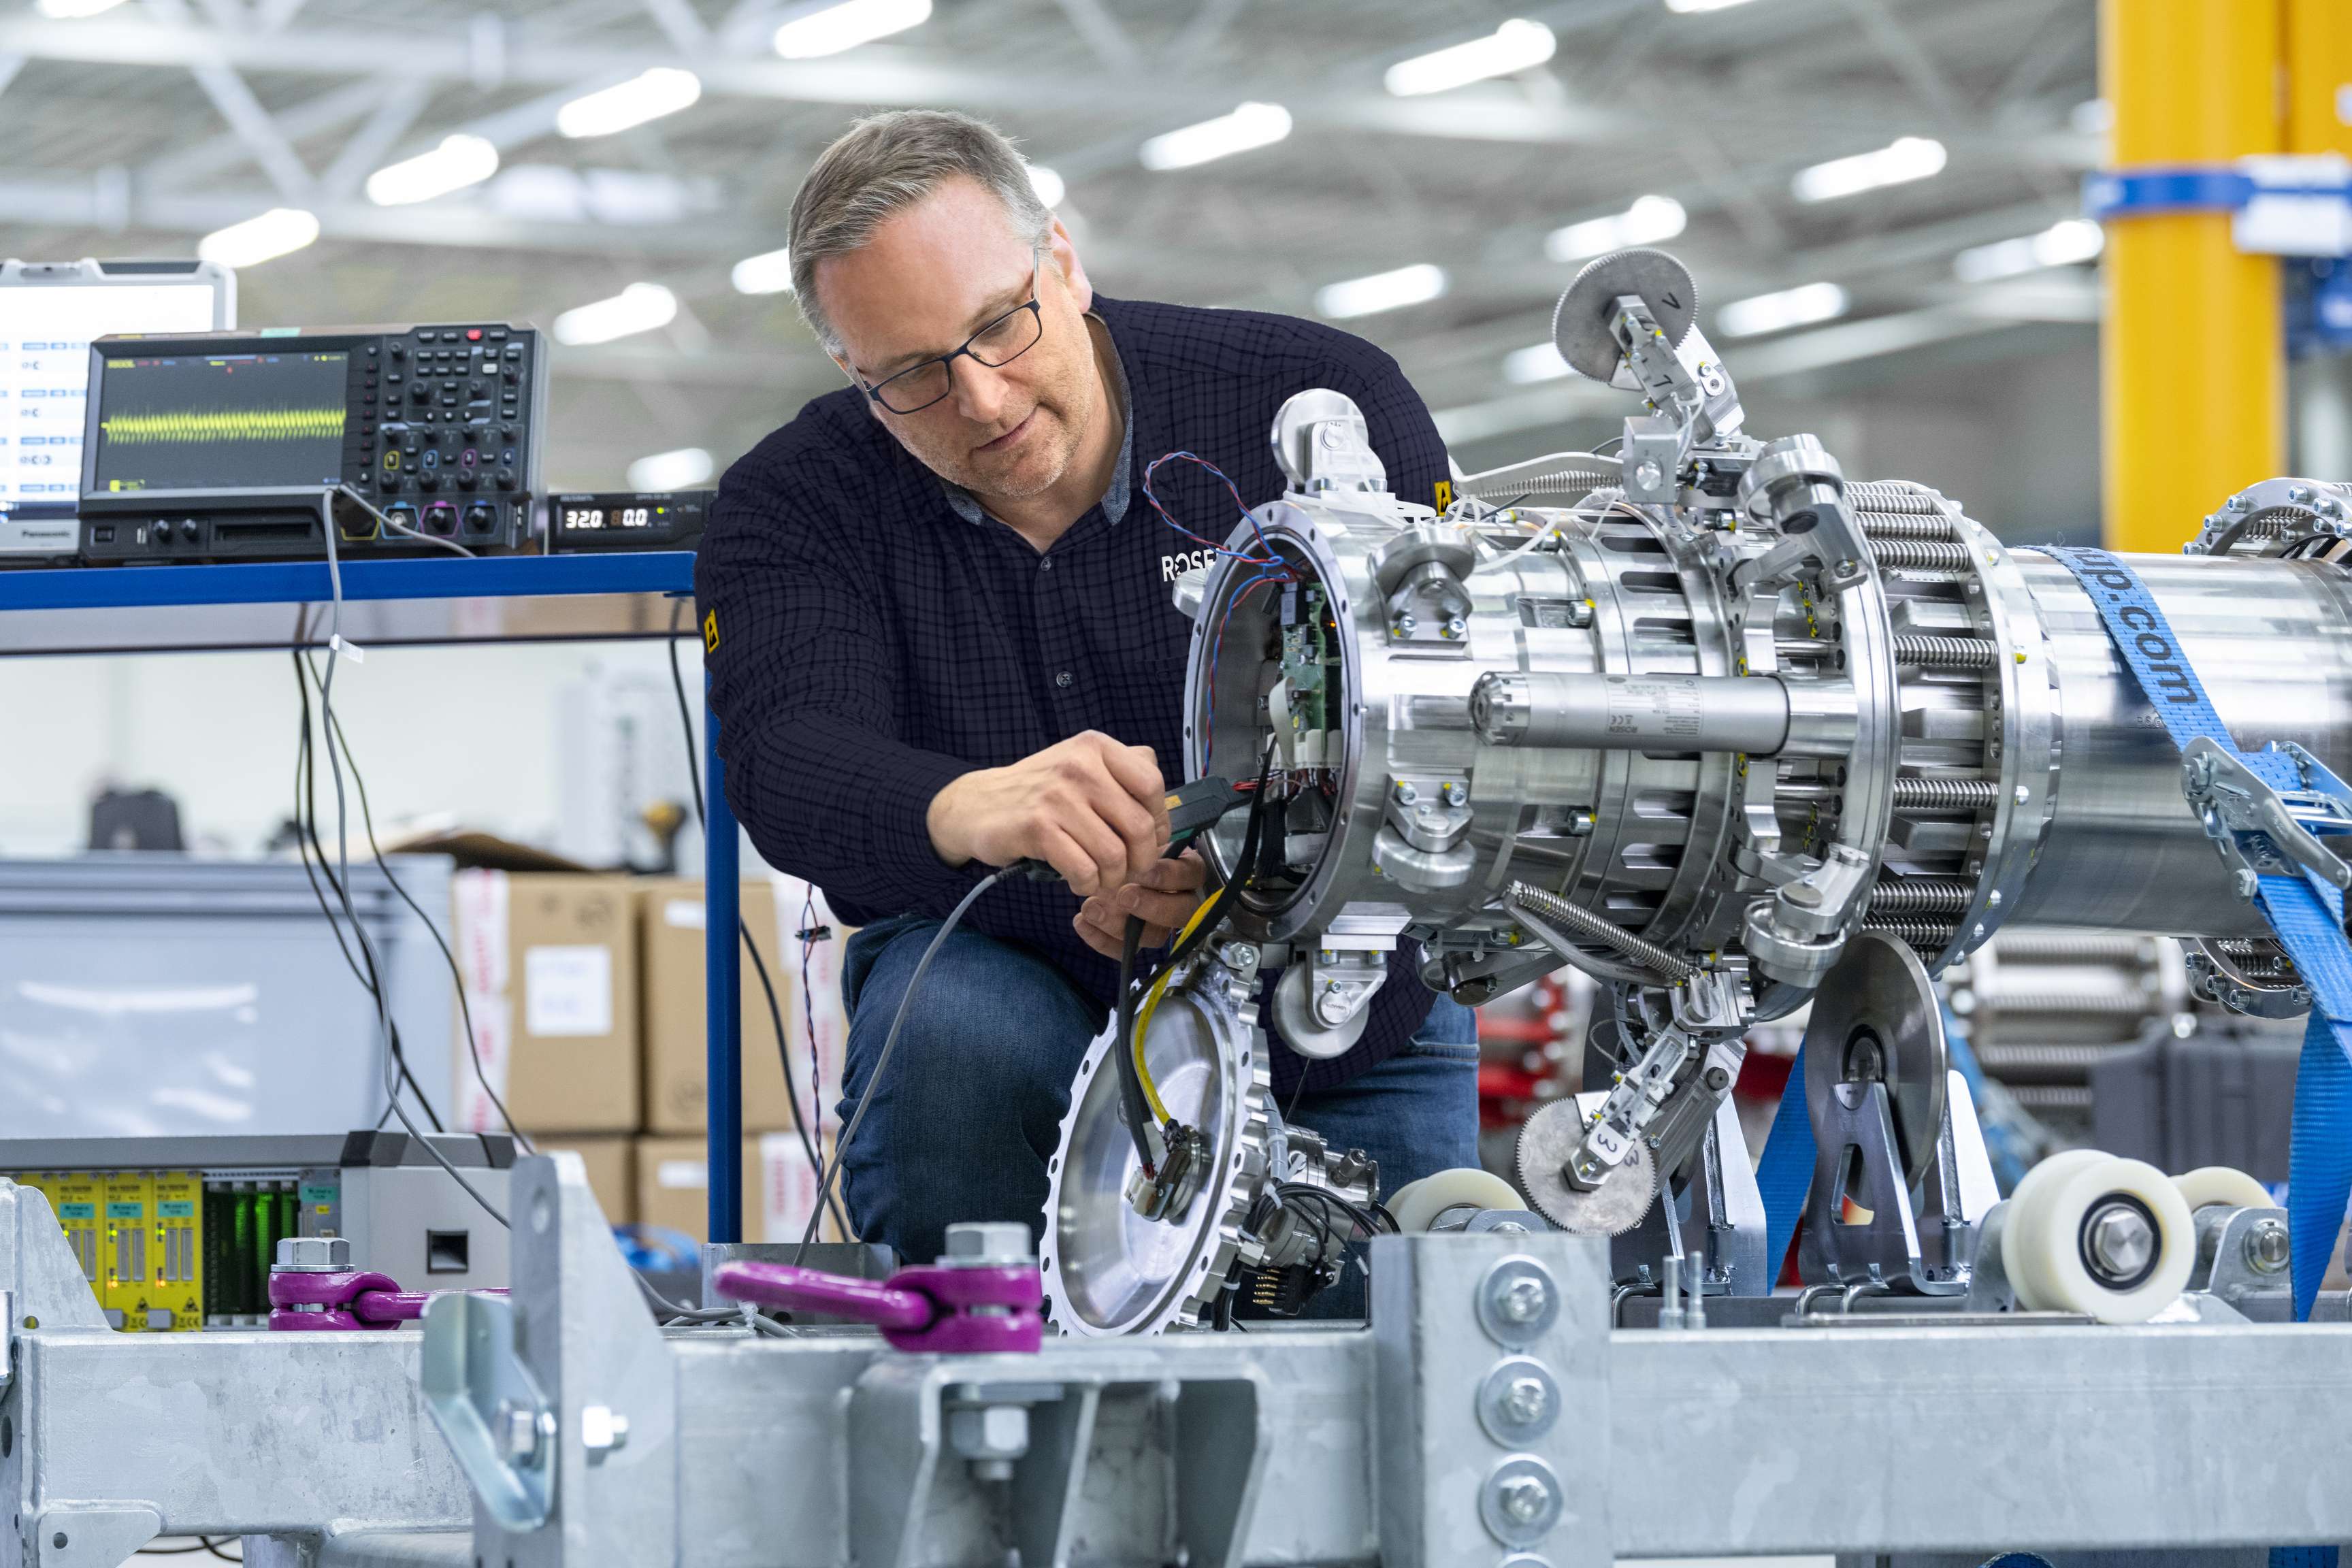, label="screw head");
[1397,613,1418,632]
[1394,781,1419,804]
[1441,781,1466,805]
[1499,1276,1548,1323]
[2244,1215,2291,1275]
[1502,1376,1550,1425]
